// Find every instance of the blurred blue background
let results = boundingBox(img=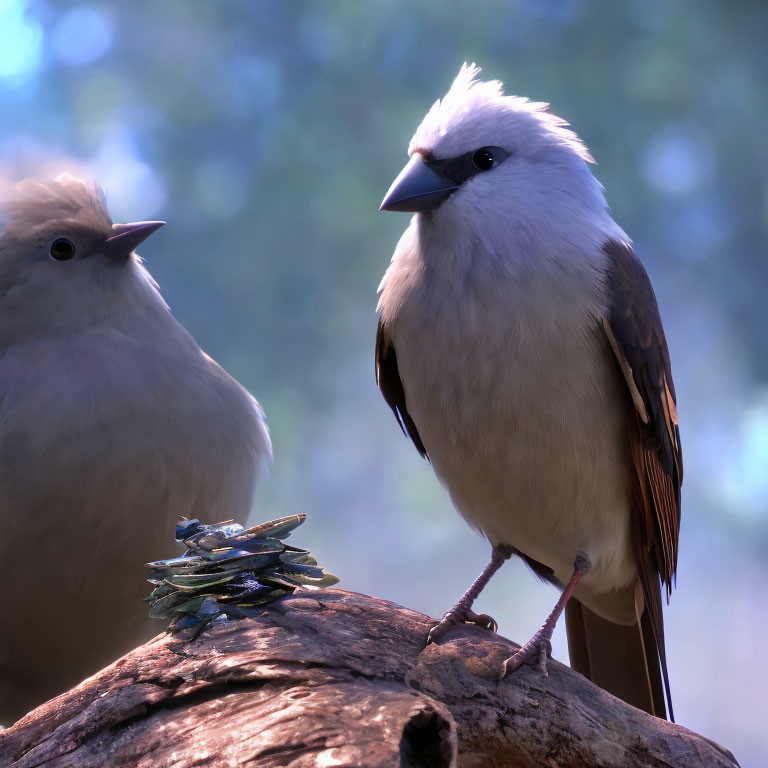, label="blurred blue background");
[1,0,765,762]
